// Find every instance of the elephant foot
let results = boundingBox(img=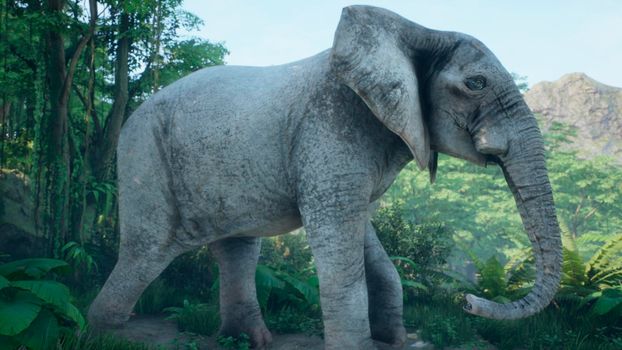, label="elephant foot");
[87,300,130,331]
[87,312,129,332]
[218,318,272,349]
[370,319,406,347]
